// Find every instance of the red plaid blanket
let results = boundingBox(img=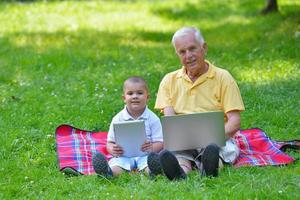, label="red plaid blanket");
[233,128,297,167]
[56,125,298,175]
[56,125,112,175]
